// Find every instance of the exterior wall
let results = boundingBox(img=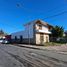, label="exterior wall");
[11,22,35,44]
[36,24,39,30]
[11,23,34,39]
[42,25,48,31]
[22,23,36,44]
[44,34,49,42]
[36,33,40,44]
[0,34,7,39]
[36,24,48,31]
[23,23,34,38]
[36,33,49,45]
[0,35,5,39]
[22,38,35,44]
[11,31,23,39]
